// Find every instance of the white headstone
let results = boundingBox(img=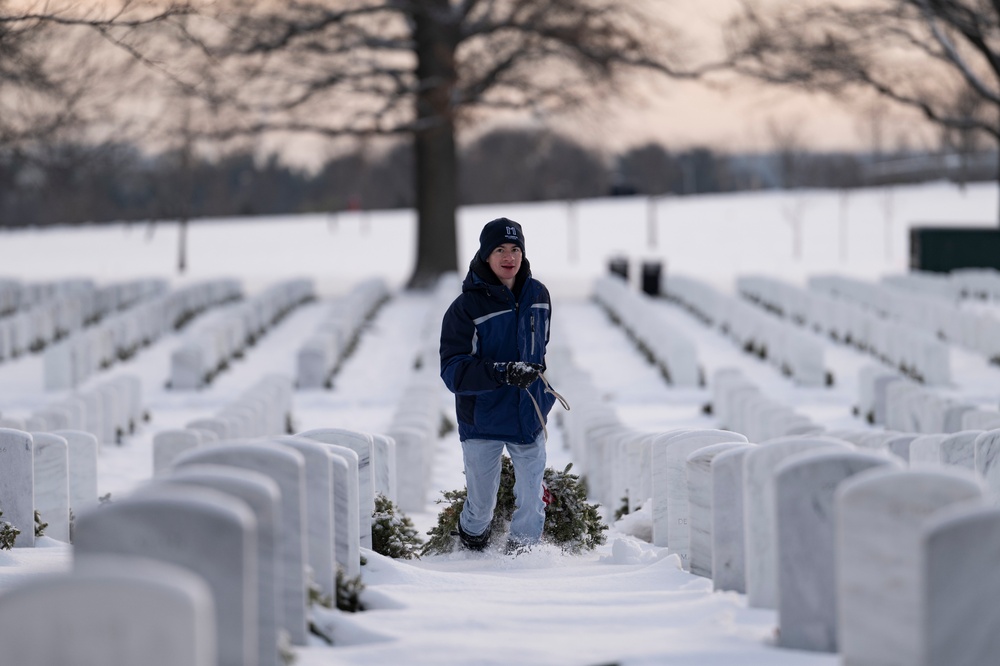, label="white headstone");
[941,404,973,433]
[272,436,337,602]
[297,428,373,550]
[190,427,220,444]
[173,443,309,646]
[651,428,748,556]
[153,429,203,475]
[921,503,1000,666]
[775,449,899,652]
[296,441,361,578]
[77,391,104,450]
[387,425,430,512]
[885,433,918,463]
[24,414,48,432]
[186,417,230,441]
[0,555,216,666]
[686,441,750,578]
[296,342,330,389]
[96,384,121,446]
[932,430,982,469]
[0,416,25,430]
[36,407,71,431]
[0,427,34,547]
[744,435,852,609]
[170,345,205,390]
[712,445,754,592]
[52,429,99,515]
[837,467,985,666]
[31,432,70,542]
[372,433,398,503]
[873,373,905,425]
[74,485,259,666]
[156,465,283,666]
[974,429,1000,501]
